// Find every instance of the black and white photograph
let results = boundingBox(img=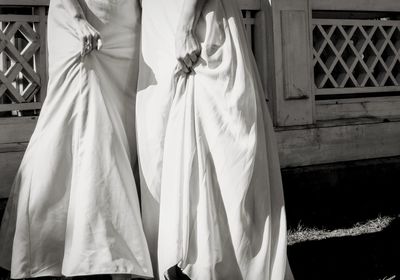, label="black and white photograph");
[0,0,398,279]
